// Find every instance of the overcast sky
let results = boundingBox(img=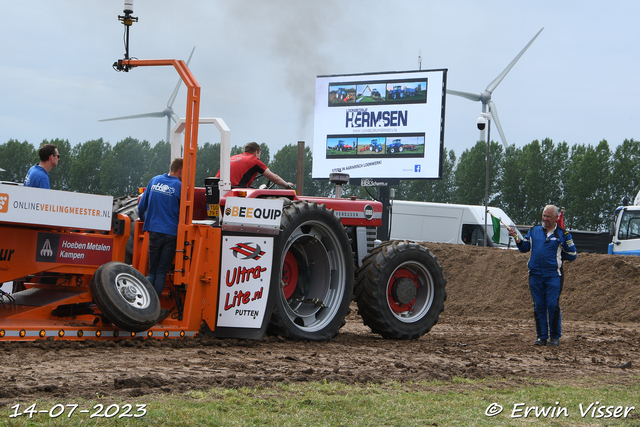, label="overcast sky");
[1,1,638,164]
